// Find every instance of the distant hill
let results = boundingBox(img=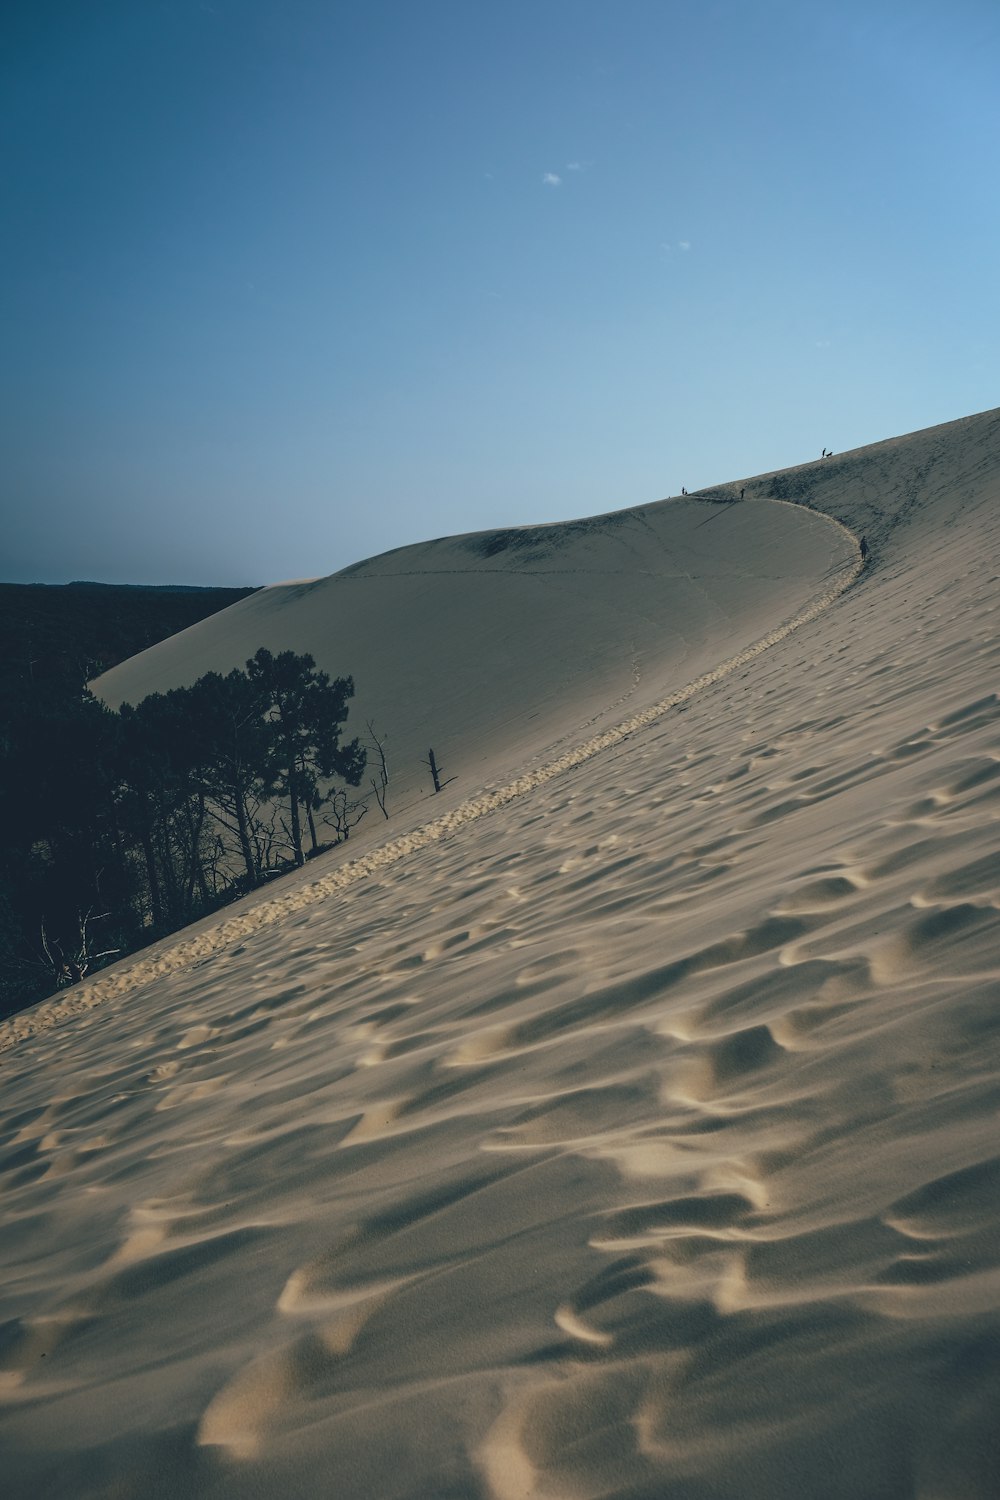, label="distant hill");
[0,581,259,693]
[65,581,252,592]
